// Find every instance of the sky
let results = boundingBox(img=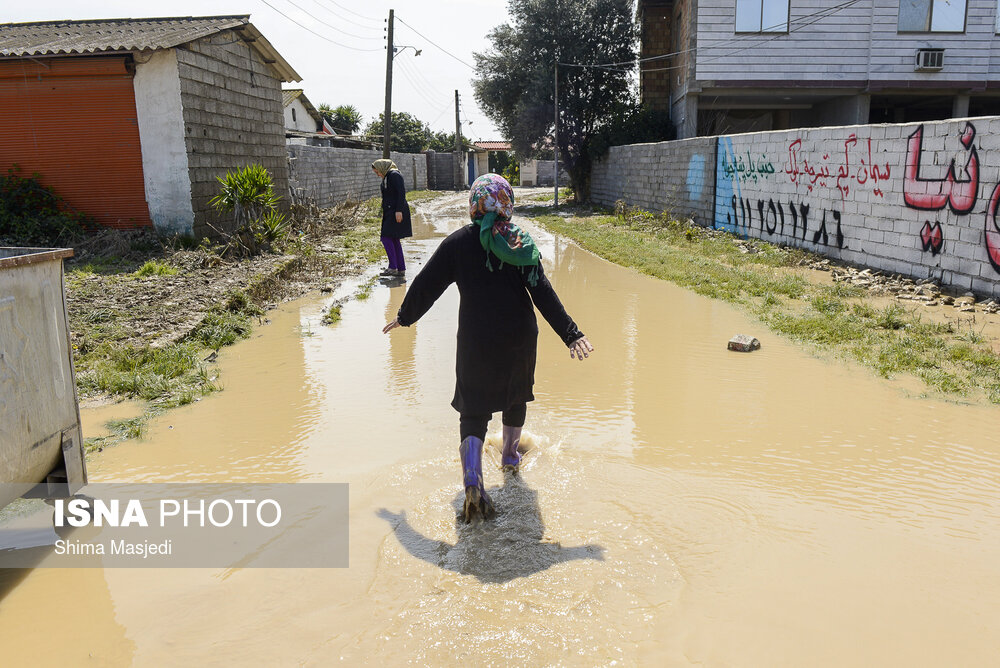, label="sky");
[7,0,511,139]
